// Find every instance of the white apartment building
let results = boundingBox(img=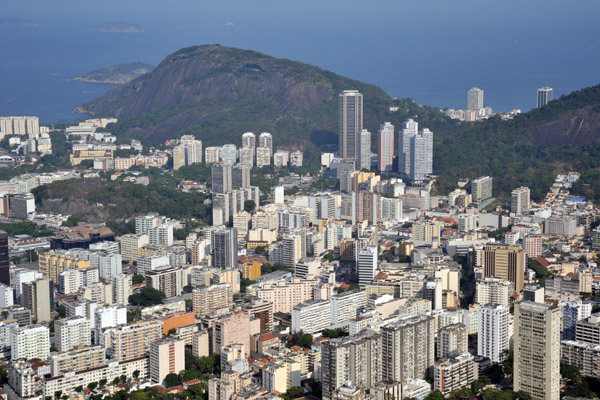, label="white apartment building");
[55,317,91,352]
[475,277,512,307]
[10,324,50,360]
[478,304,510,362]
